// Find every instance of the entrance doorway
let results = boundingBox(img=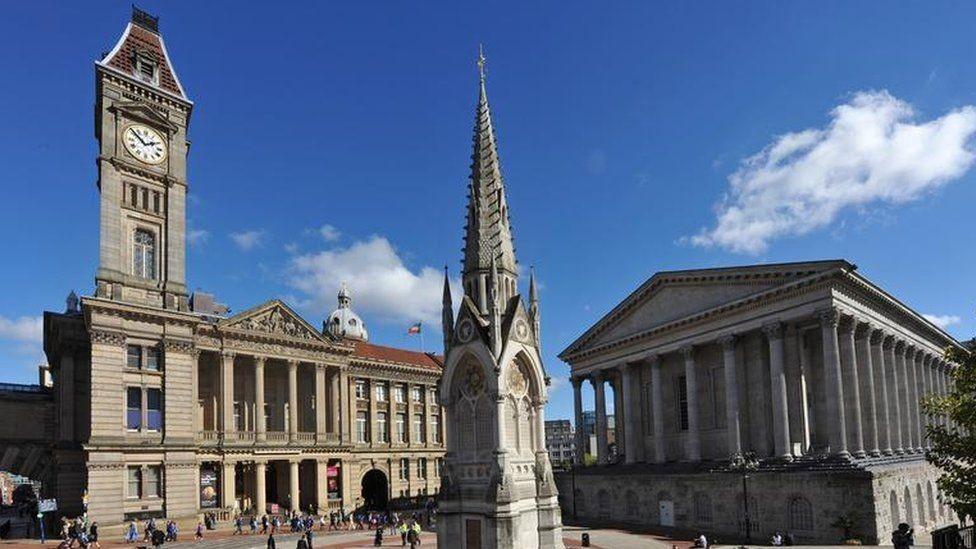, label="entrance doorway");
[361,469,389,510]
[659,500,674,526]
